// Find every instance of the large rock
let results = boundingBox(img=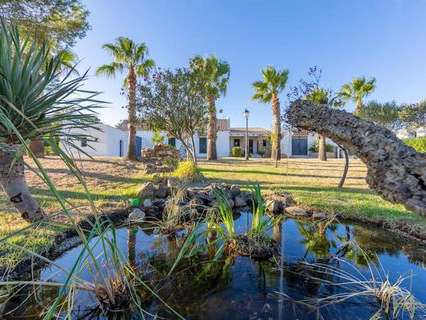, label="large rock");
[285,206,311,217]
[287,100,426,216]
[128,208,145,222]
[137,182,156,200]
[234,195,248,207]
[266,192,294,215]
